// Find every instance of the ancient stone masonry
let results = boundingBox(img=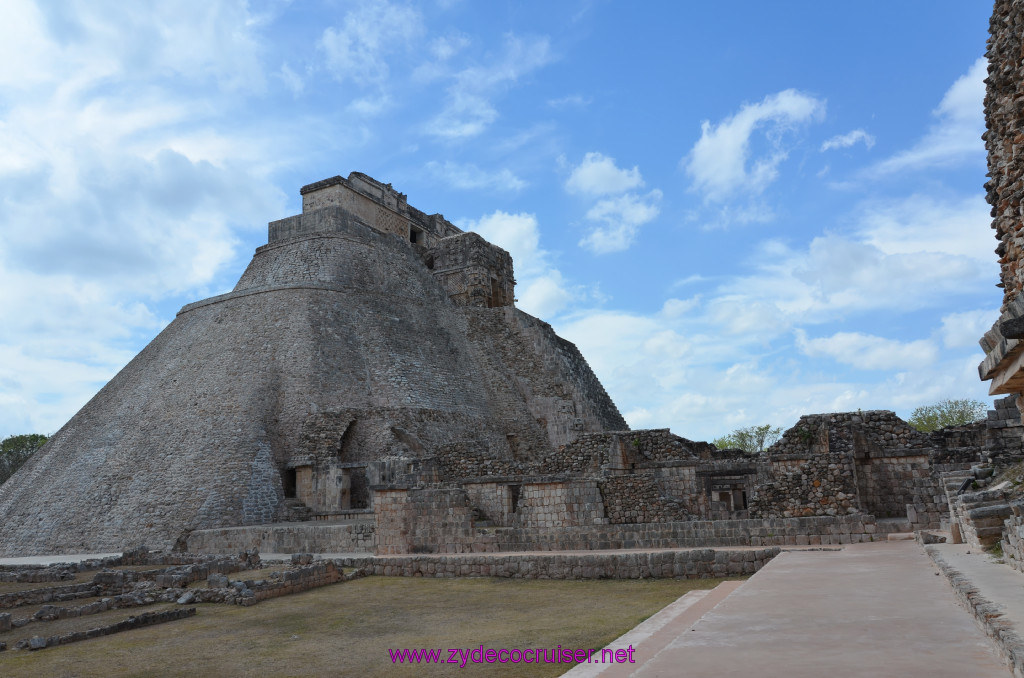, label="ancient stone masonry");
[984,395,1024,464]
[427,232,515,309]
[3,167,1009,560]
[749,412,965,525]
[0,171,623,556]
[362,407,1007,557]
[979,0,1024,405]
[335,548,781,580]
